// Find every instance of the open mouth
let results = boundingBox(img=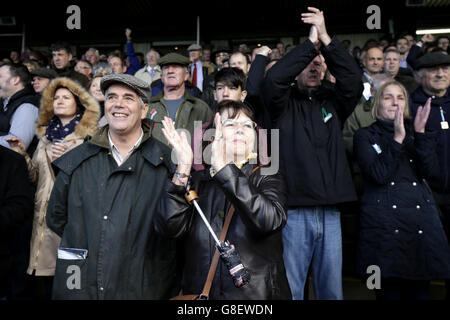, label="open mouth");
[112,112,128,118]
